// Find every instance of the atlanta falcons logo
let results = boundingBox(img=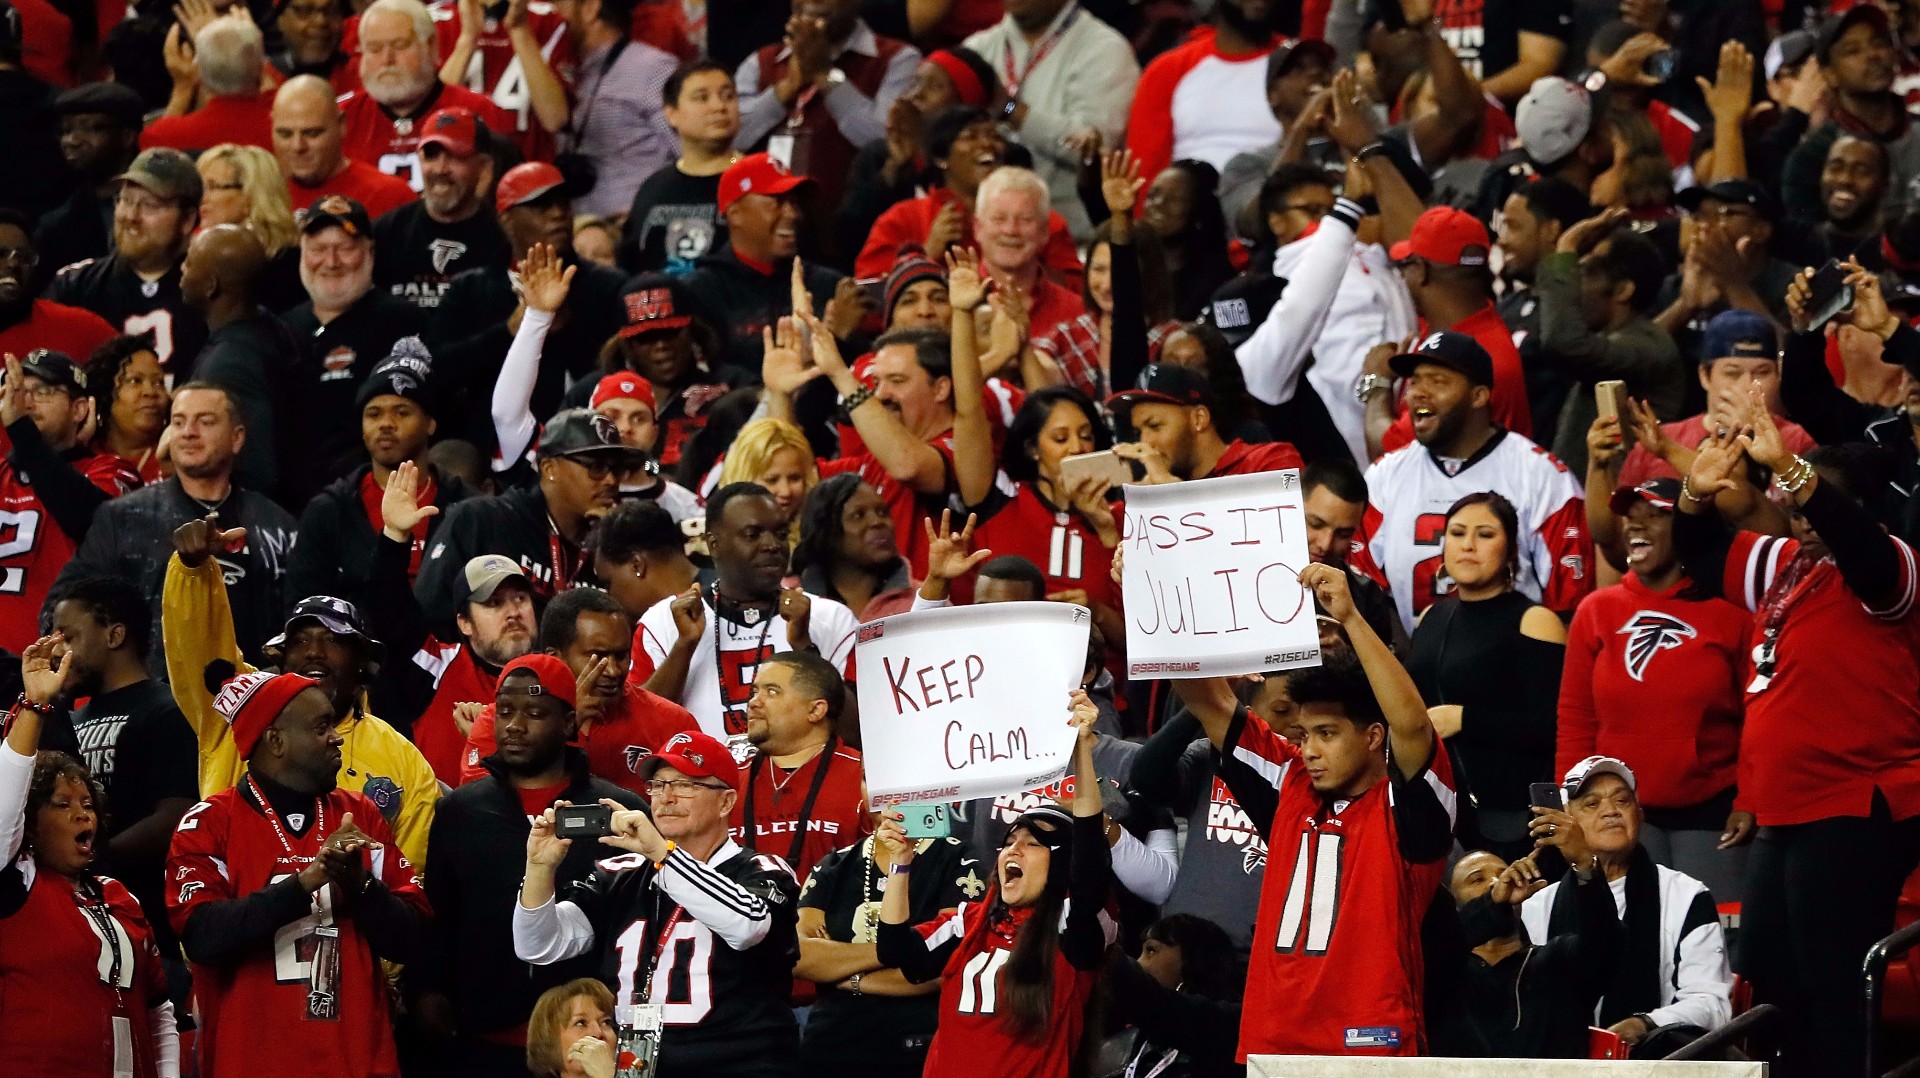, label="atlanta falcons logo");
[1616,610,1697,681]
[623,744,653,772]
[429,239,467,274]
